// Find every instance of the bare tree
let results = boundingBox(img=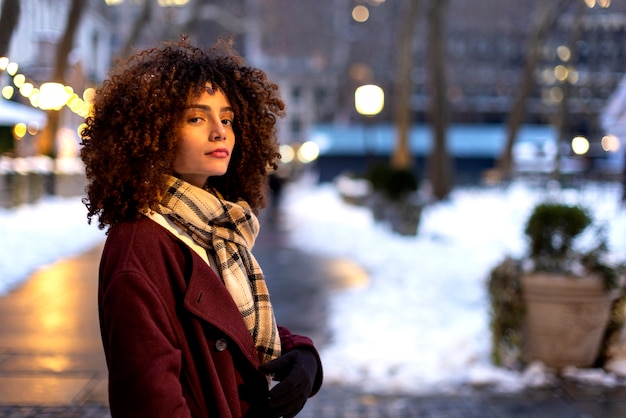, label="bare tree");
[38,0,87,157]
[391,0,420,170]
[496,0,573,178]
[426,0,452,200]
[165,0,206,41]
[118,0,154,58]
[0,0,20,57]
[167,0,250,42]
[552,0,585,180]
[118,1,243,58]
